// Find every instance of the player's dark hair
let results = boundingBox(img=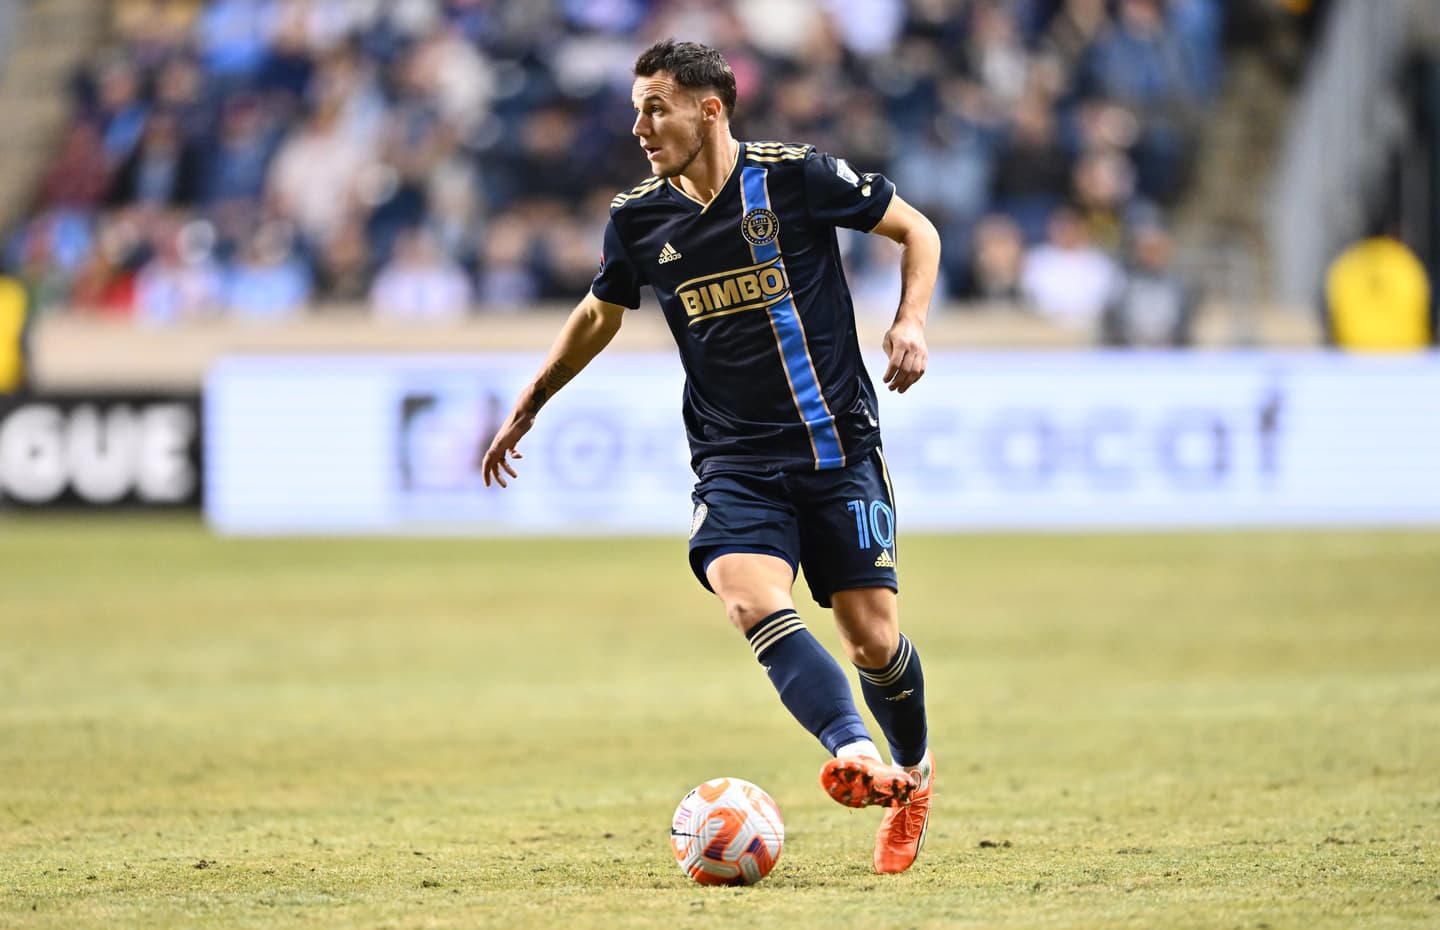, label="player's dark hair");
[633,39,737,119]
